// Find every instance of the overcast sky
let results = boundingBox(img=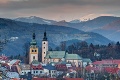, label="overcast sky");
[0,0,120,21]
